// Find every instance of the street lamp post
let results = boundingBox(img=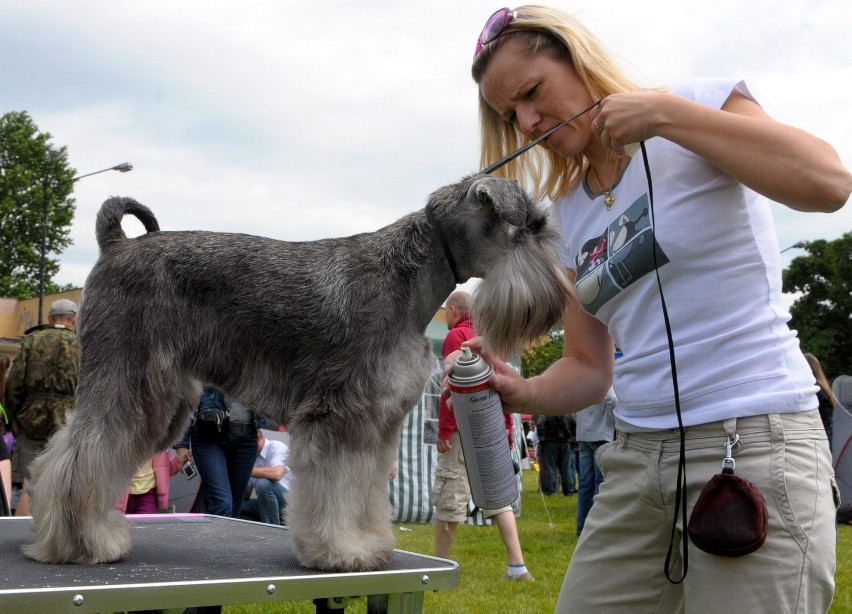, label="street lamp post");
[37,159,133,325]
[780,240,809,254]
